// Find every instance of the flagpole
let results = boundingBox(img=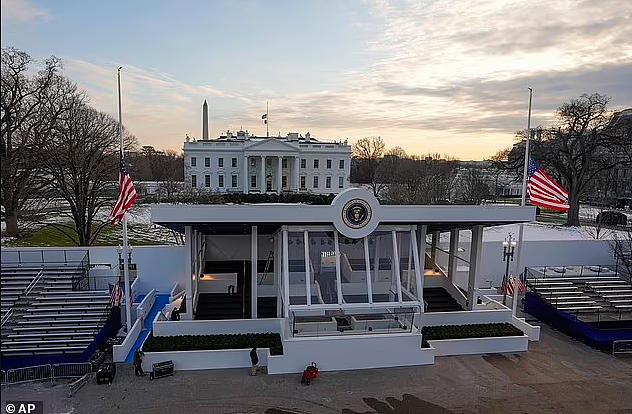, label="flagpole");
[266,100,269,137]
[512,87,533,318]
[118,67,133,333]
